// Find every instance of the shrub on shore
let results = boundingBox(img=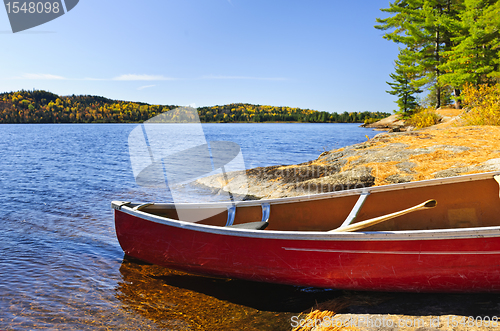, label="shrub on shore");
[461,84,500,126]
[407,108,440,129]
[363,117,380,125]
